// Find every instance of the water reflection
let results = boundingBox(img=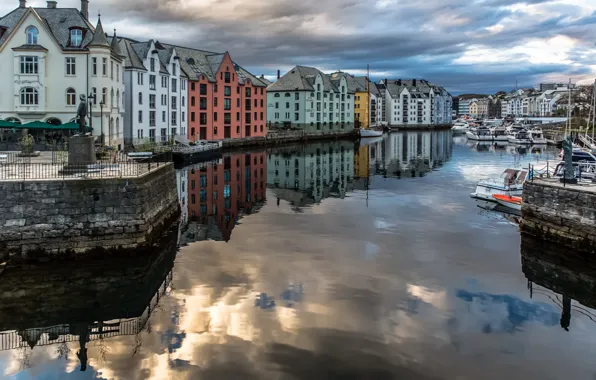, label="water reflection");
[179,152,267,243]
[521,234,596,331]
[0,223,179,374]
